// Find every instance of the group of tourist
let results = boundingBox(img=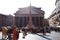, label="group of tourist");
[1,26,47,40]
[2,26,19,40]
